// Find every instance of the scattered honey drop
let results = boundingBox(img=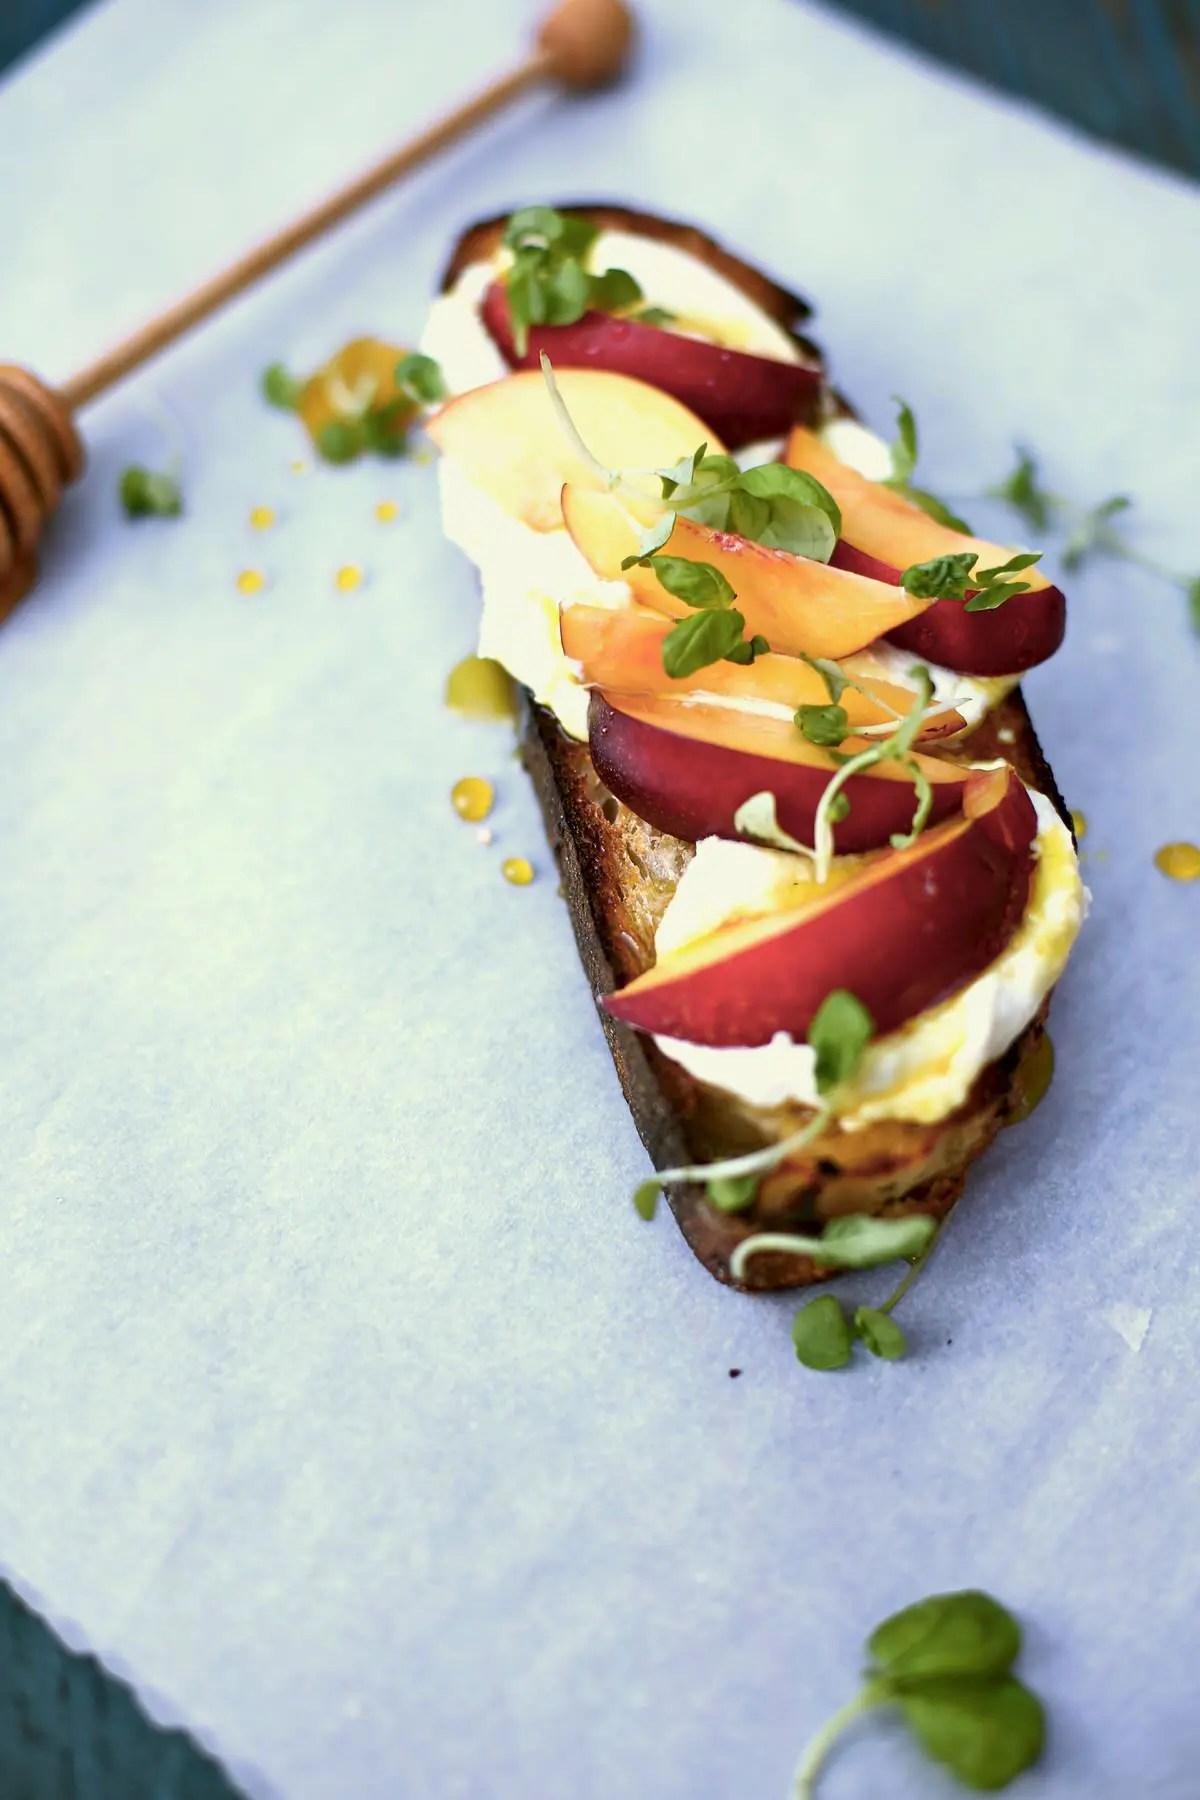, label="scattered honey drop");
[374,500,401,523]
[1155,841,1200,881]
[1070,809,1087,841]
[1011,1031,1055,1125]
[290,458,309,474]
[236,568,266,595]
[501,856,535,887]
[335,564,364,592]
[444,654,517,721]
[451,776,494,823]
[249,505,276,531]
